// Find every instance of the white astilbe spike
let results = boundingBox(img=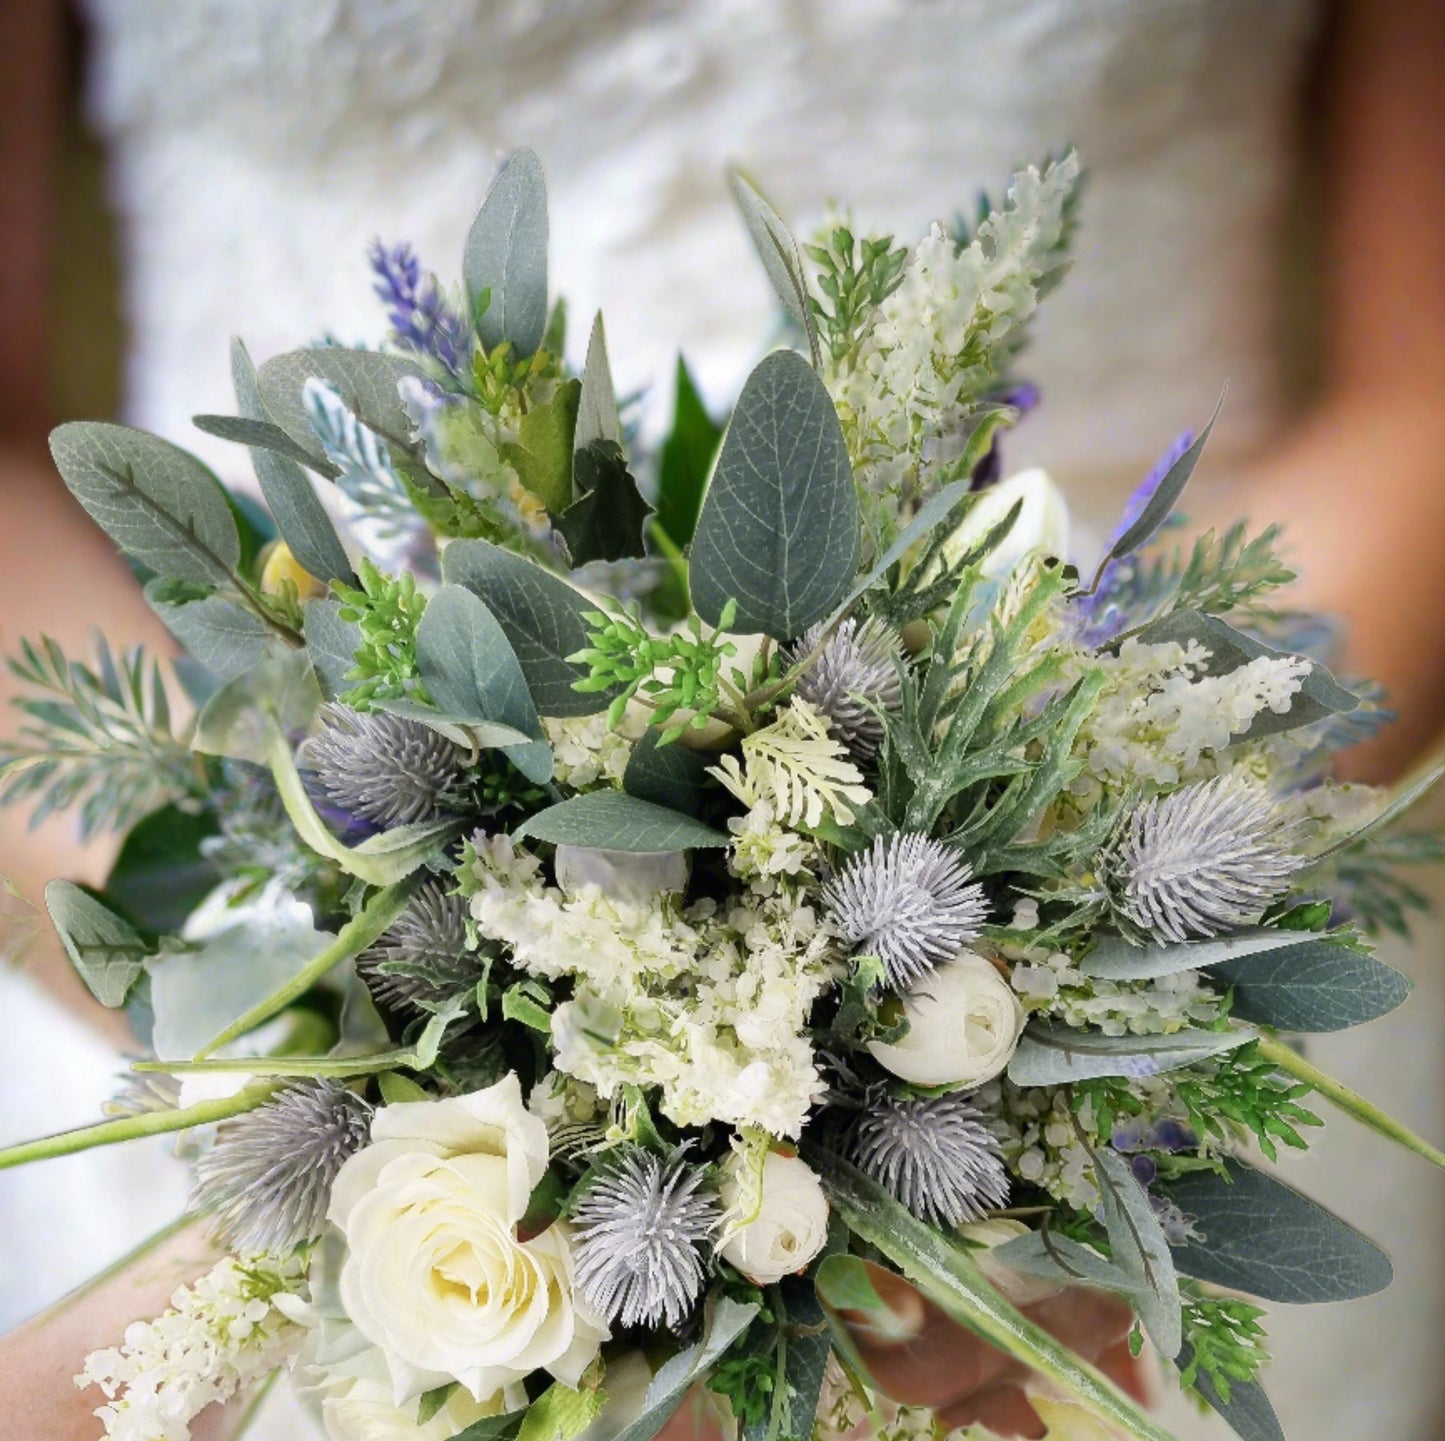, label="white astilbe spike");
[1107,775,1303,944]
[787,618,904,760]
